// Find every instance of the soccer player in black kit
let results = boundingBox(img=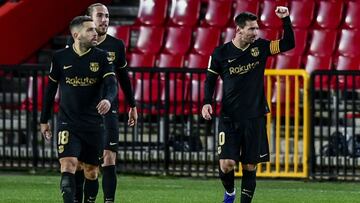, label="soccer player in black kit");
[40,16,117,203]
[202,7,294,203]
[71,3,138,203]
